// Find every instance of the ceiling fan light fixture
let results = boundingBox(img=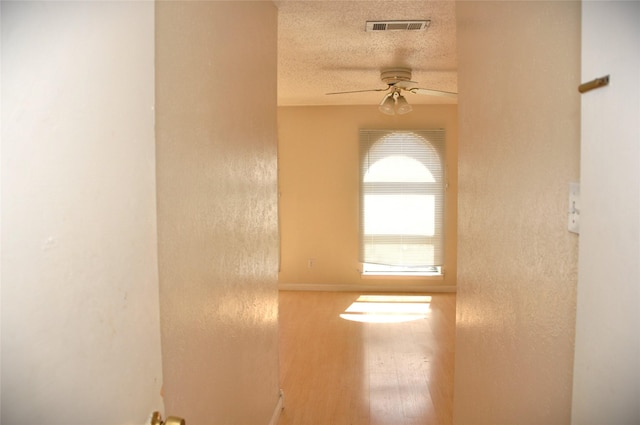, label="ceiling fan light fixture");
[378,93,396,115]
[378,91,412,115]
[396,94,413,115]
